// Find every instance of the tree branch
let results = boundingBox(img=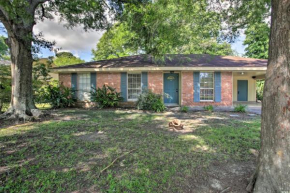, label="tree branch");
[0,7,14,38]
[0,9,7,22]
[40,4,46,19]
[29,0,49,13]
[0,6,10,24]
[102,0,111,10]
